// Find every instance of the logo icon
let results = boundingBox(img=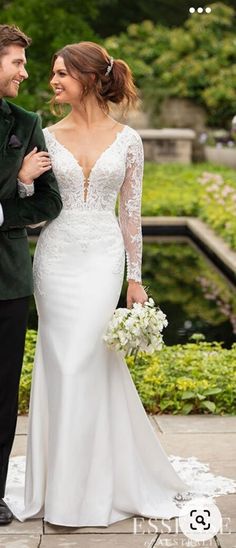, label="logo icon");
[178,498,222,541]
